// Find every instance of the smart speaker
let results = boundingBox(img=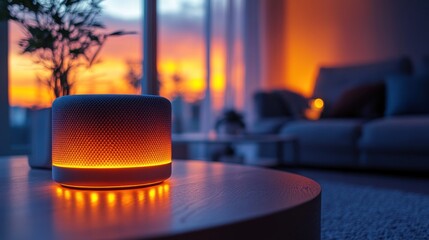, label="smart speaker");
[52,94,172,188]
